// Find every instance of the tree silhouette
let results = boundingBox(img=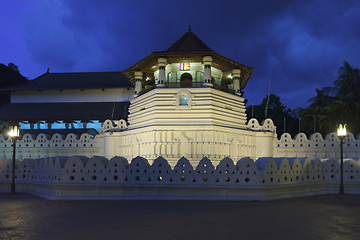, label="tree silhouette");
[300,62,360,136]
[246,94,299,137]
